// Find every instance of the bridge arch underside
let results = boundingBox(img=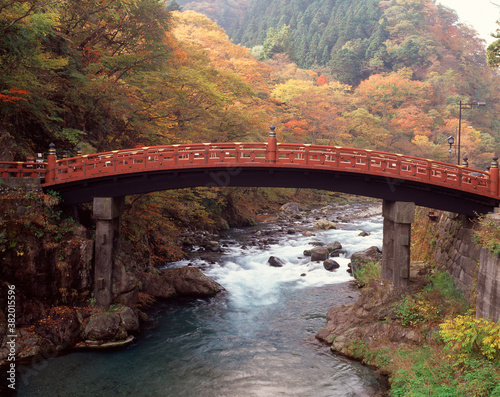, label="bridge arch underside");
[48,166,499,216]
